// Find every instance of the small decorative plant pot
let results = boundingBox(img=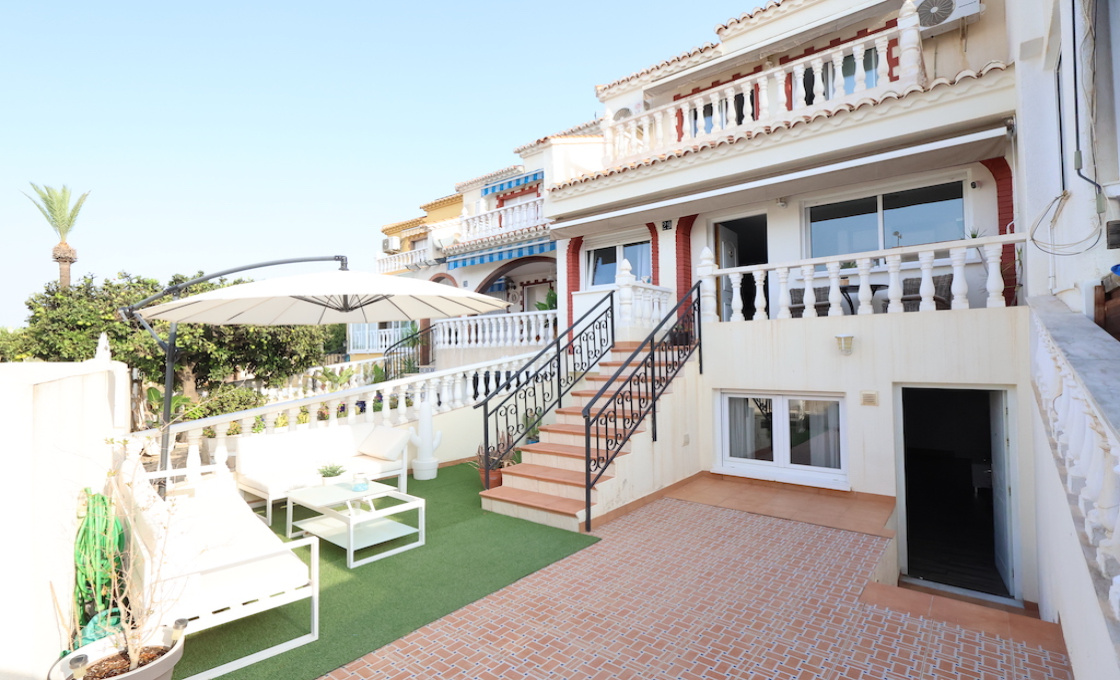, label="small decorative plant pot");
[479,468,503,488]
[49,625,185,680]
